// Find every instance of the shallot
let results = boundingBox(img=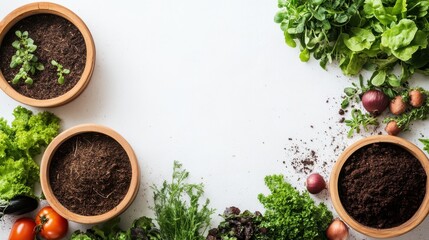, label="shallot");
[409,90,425,108]
[326,219,349,240]
[390,96,407,115]
[385,121,401,136]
